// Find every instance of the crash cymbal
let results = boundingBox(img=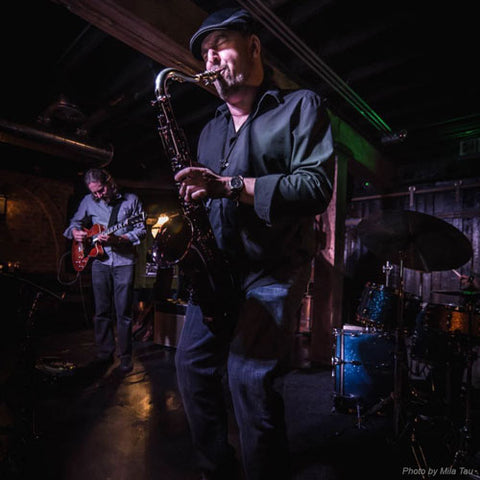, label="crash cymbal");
[357,210,472,272]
